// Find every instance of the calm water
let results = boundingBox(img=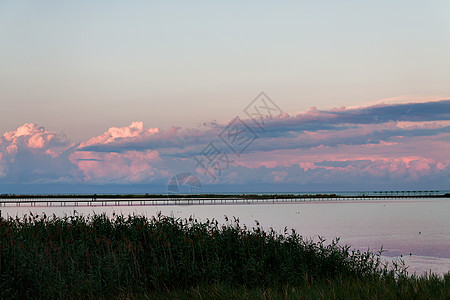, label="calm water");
[1,198,449,275]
